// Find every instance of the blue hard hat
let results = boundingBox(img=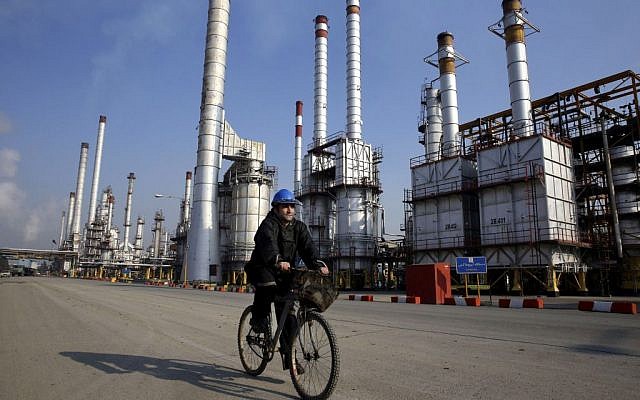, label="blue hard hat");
[272,188,302,206]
